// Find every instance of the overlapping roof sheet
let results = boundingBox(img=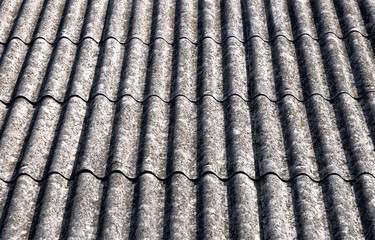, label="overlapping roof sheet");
[0,0,375,238]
